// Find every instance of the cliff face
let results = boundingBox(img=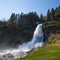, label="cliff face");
[43,21,60,41]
